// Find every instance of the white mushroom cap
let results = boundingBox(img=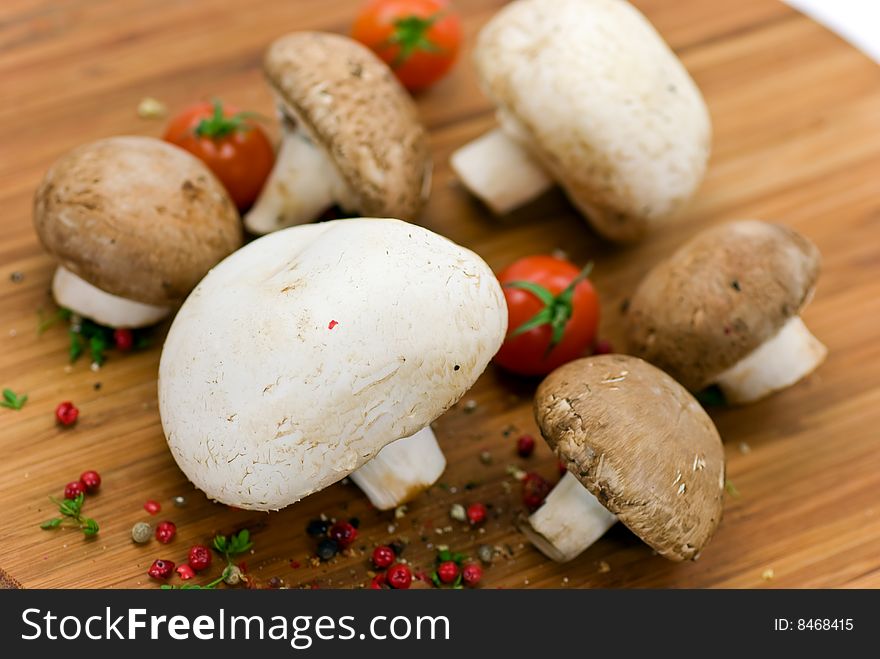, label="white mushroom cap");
[159,218,506,510]
[472,0,711,241]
